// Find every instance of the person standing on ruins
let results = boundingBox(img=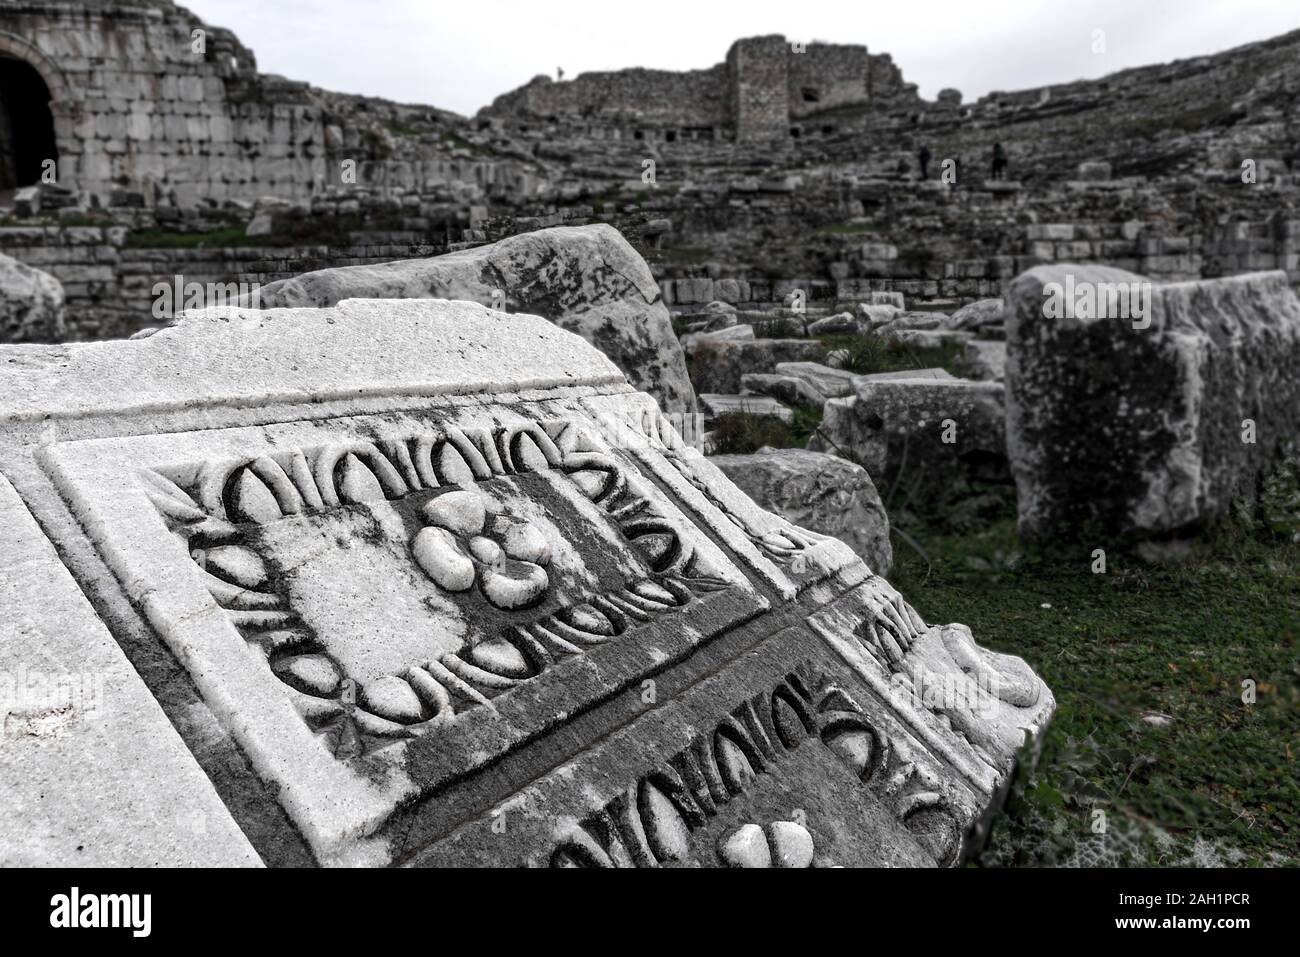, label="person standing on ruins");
[991,142,1008,180]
